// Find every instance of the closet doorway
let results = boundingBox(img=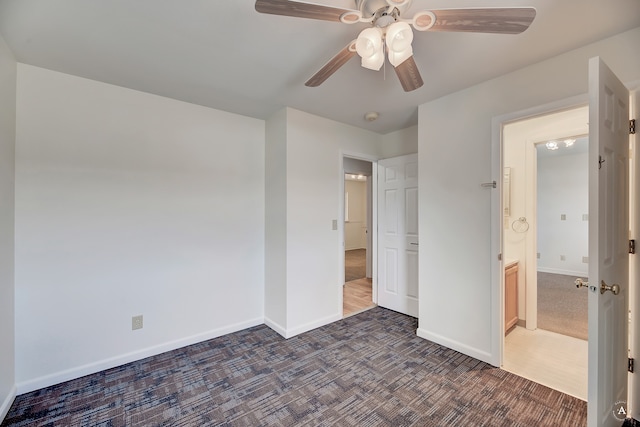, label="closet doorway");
[343,157,375,317]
